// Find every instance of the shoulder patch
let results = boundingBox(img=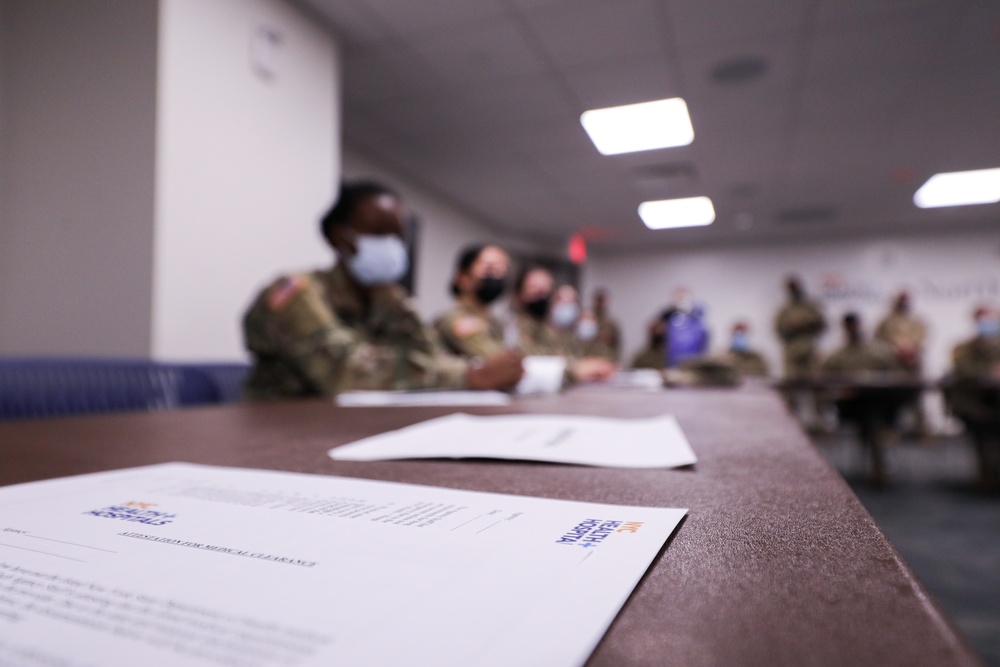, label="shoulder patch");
[267,275,307,311]
[452,315,486,339]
